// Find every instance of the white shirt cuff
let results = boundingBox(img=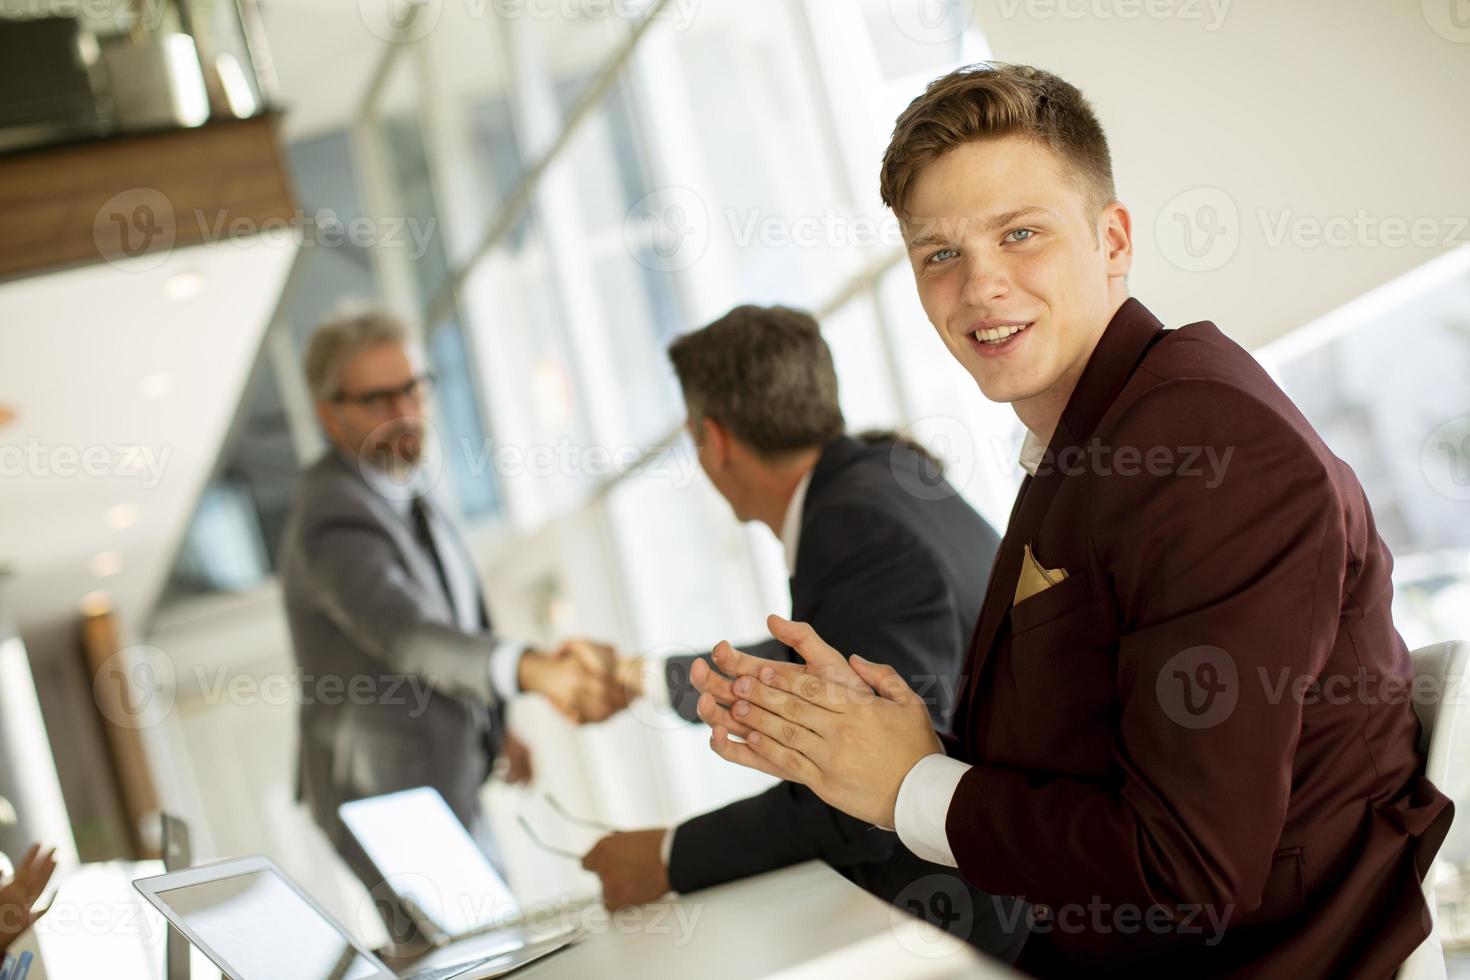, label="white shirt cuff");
[624,650,672,712]
[894,753,970,868]
[660,826,676,867]
[489,640,529,702]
